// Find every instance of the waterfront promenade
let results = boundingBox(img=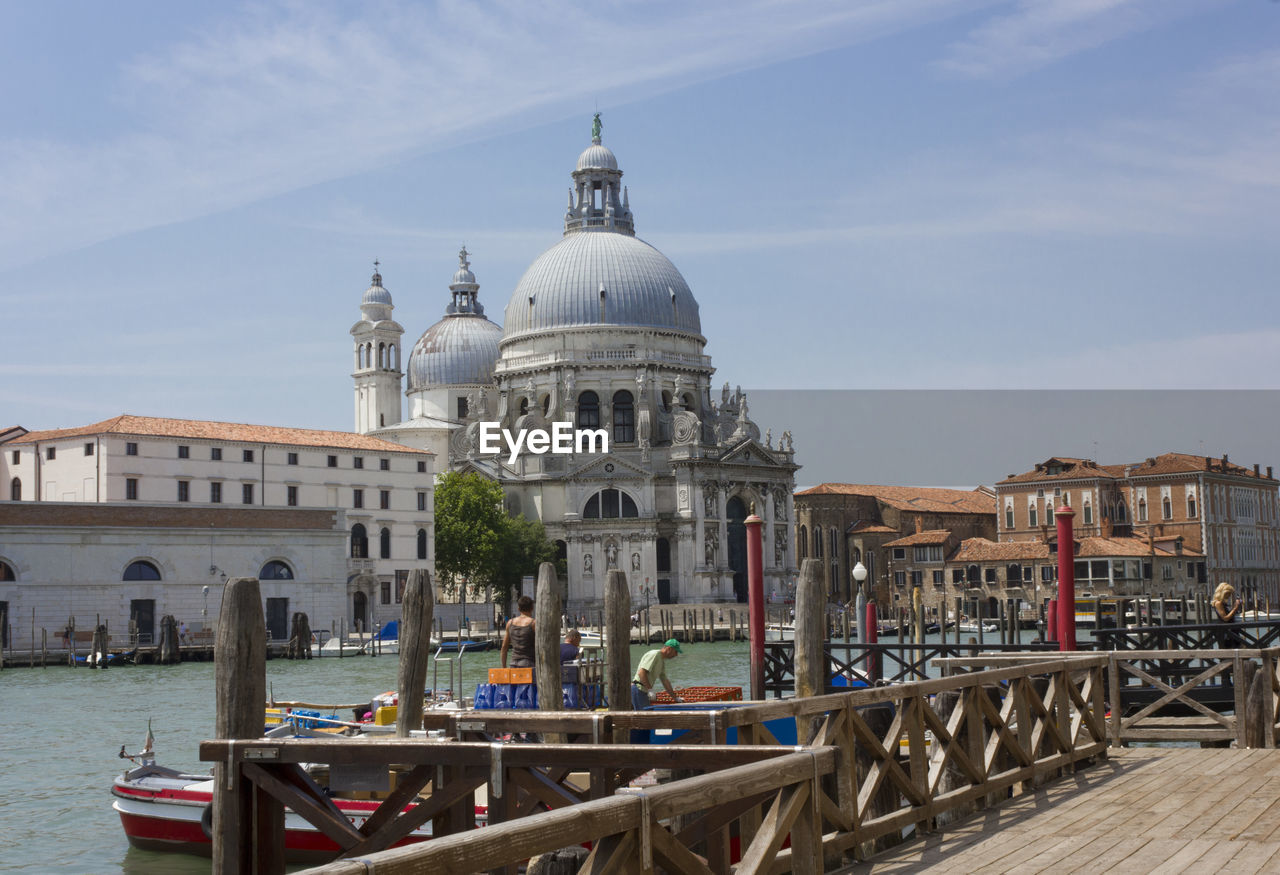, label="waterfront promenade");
[842,747,1280,874]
